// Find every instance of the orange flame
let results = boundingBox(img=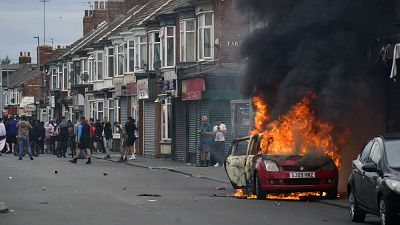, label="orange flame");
[232,189,257,199]
[267,192,326,200]
[250,94,343,167]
